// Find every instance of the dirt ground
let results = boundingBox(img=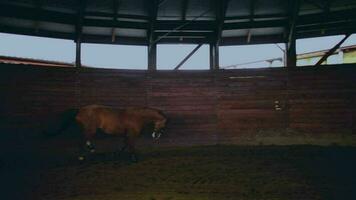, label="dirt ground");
[2,145,356,200]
